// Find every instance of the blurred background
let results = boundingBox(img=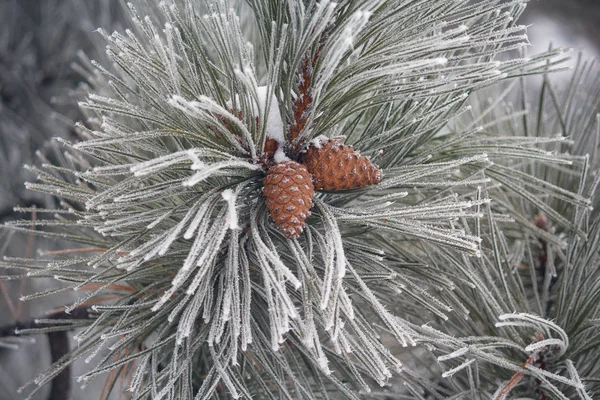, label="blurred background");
[0,0,599,399]
[524,0,600,59]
